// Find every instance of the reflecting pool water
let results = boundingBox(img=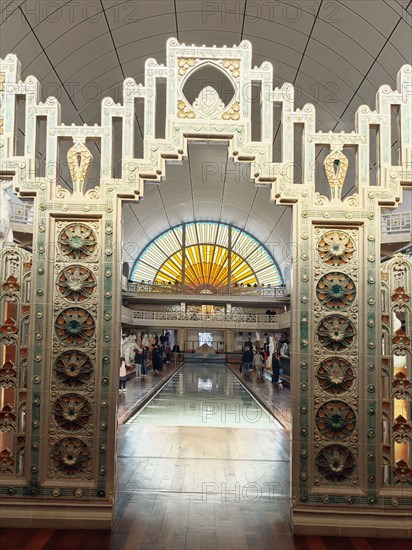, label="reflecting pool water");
[127,363,283,429]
